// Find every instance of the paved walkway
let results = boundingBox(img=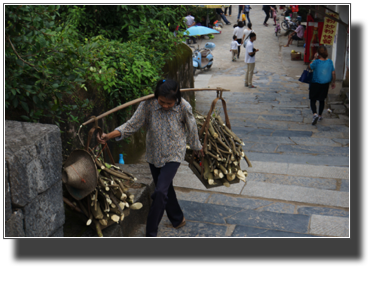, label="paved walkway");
[135,6,349,237]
